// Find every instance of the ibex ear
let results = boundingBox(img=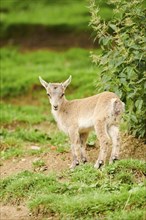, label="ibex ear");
[62,75,72,89]
[39,76,49,89]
